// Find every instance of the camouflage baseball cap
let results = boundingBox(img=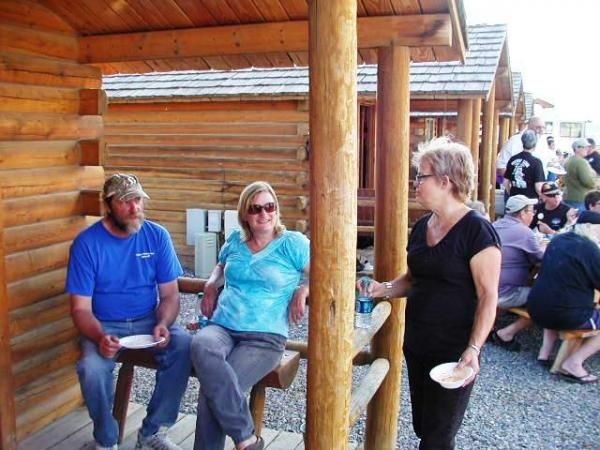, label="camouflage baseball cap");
[103,173,150,201]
